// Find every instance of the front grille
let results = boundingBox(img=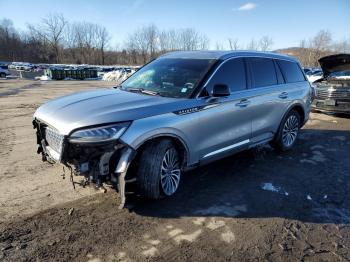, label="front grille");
[315,88,350,99]
[45,127,64,154]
